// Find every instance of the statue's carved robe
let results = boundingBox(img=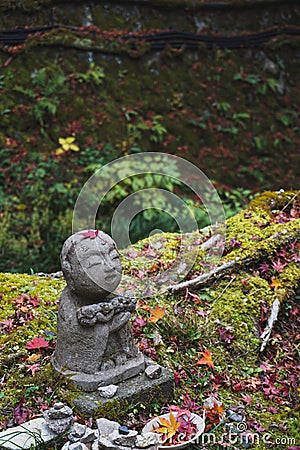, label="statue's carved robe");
[53,288,139,375]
